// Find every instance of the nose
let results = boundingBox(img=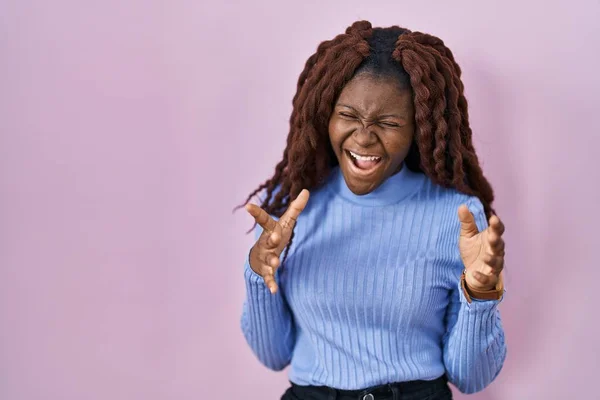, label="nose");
[353,125,378,147]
